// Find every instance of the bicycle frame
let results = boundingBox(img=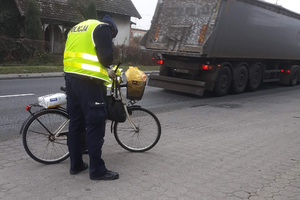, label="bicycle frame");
[108,66,141,132]
[23,68,141,138]
[24,104,69,140]
[21,67,161,164]
[24,88,139,139]
[116,86,139,132]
